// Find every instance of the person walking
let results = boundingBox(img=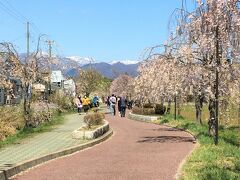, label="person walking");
[106,96,110,108]
[120,96,127,117]
[75,96,83,115]
[109,94,117,116]
[82,95,90,113]
[117,96,122,117]
[93,94,99,107]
